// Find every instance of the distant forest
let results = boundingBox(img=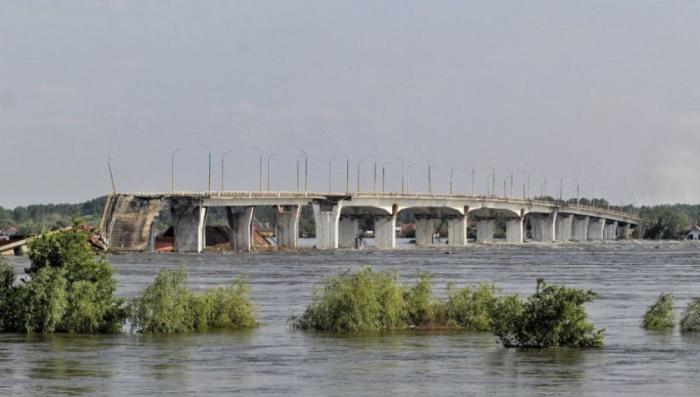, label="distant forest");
[1,196,699,240]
